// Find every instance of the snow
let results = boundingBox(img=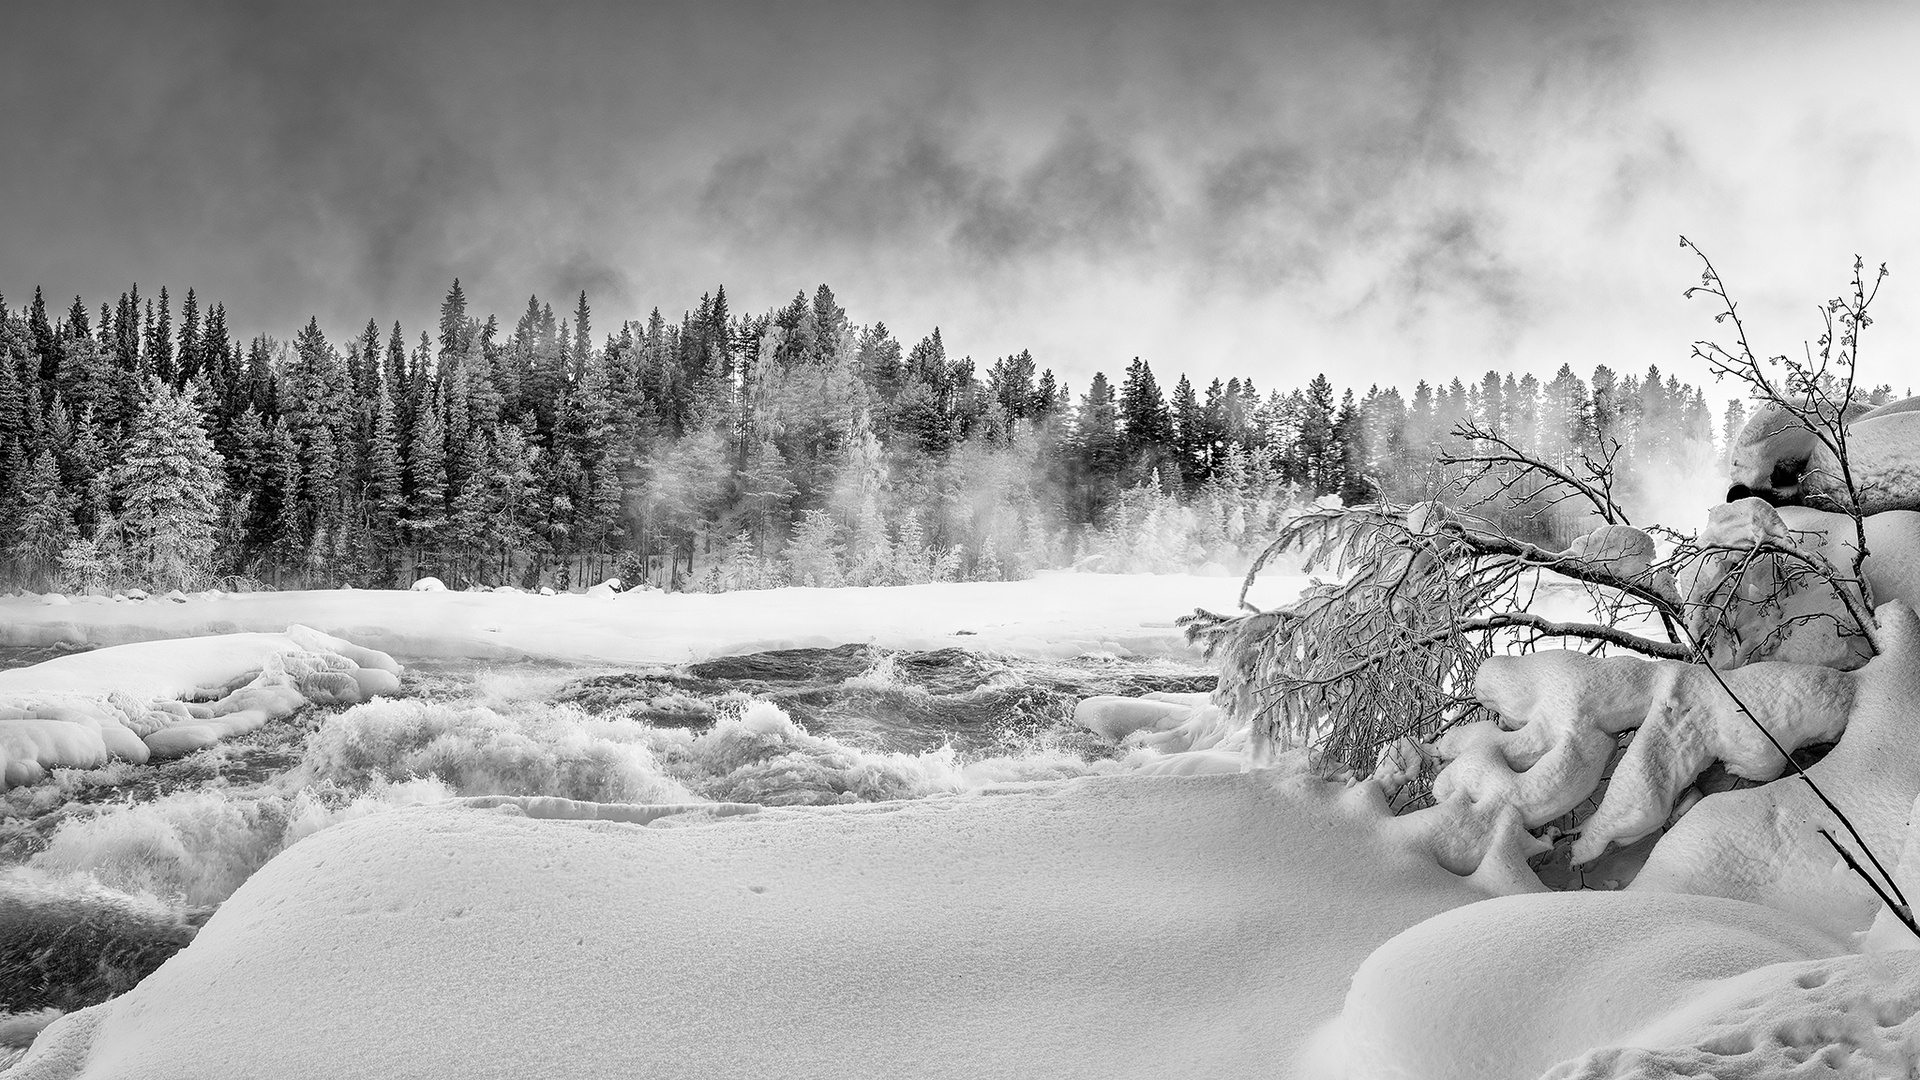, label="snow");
[1628,600,1920,938]
[407,576,446,592]
[10,566,1918,1076]
[0,627,401,788]
[1727,399,1920,514]
[1306,890,1850,1079]
[0,571,1300,664]
[8,769,1490,1080]
[1070,691,1246,754]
